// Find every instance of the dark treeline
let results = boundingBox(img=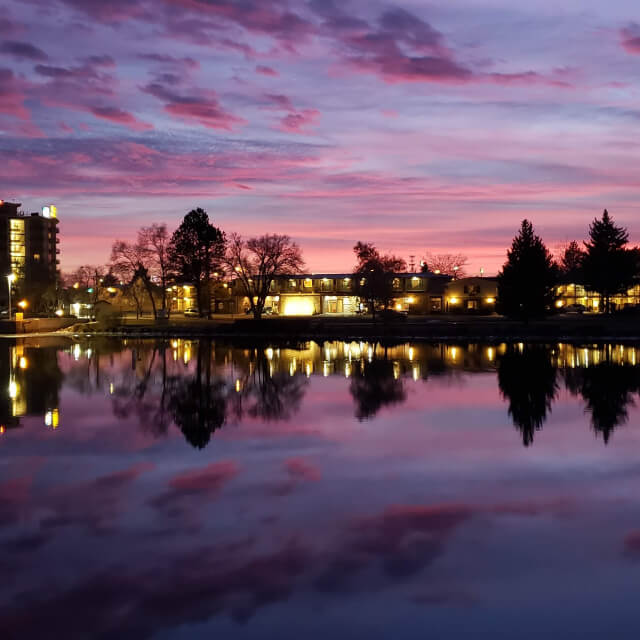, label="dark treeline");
[498,210,640,319]
[62,206,640,322]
